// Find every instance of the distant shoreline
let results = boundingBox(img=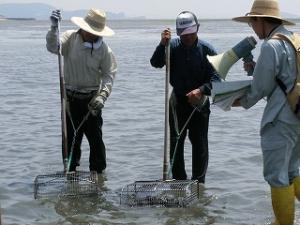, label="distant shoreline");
[0,18,299,22]
[0,17,35,21]
[7,18,35,20]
